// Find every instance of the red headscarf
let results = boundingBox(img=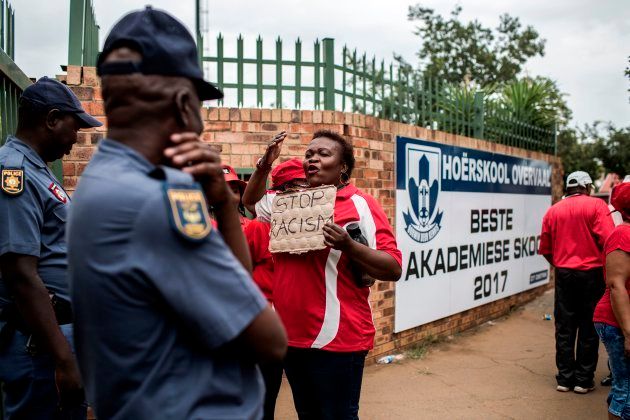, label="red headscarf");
[611,182,630,221]
[271,158,305,188]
